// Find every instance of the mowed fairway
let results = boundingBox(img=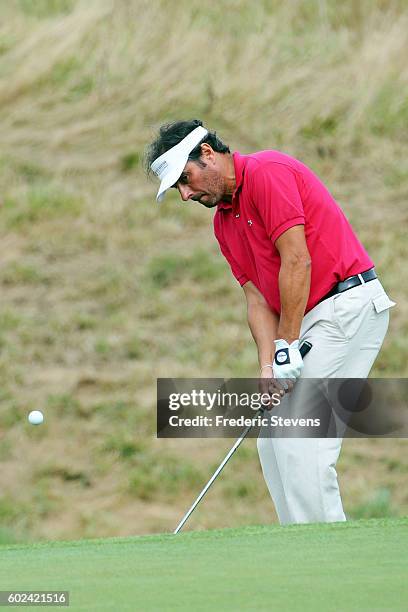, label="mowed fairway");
[0,518,406,611]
